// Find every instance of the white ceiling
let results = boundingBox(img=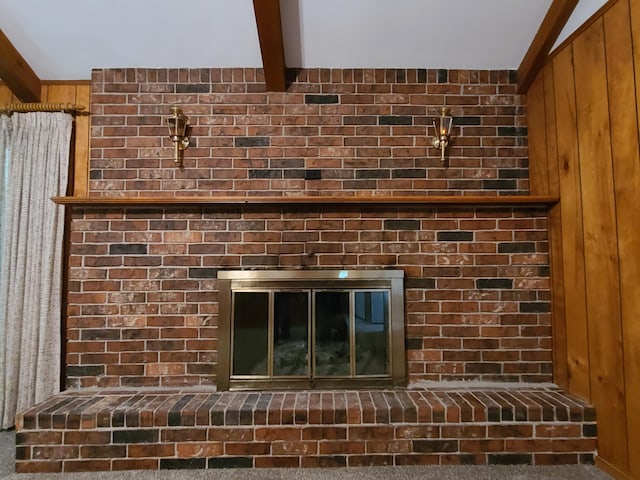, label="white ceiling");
[0,0,607,81]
